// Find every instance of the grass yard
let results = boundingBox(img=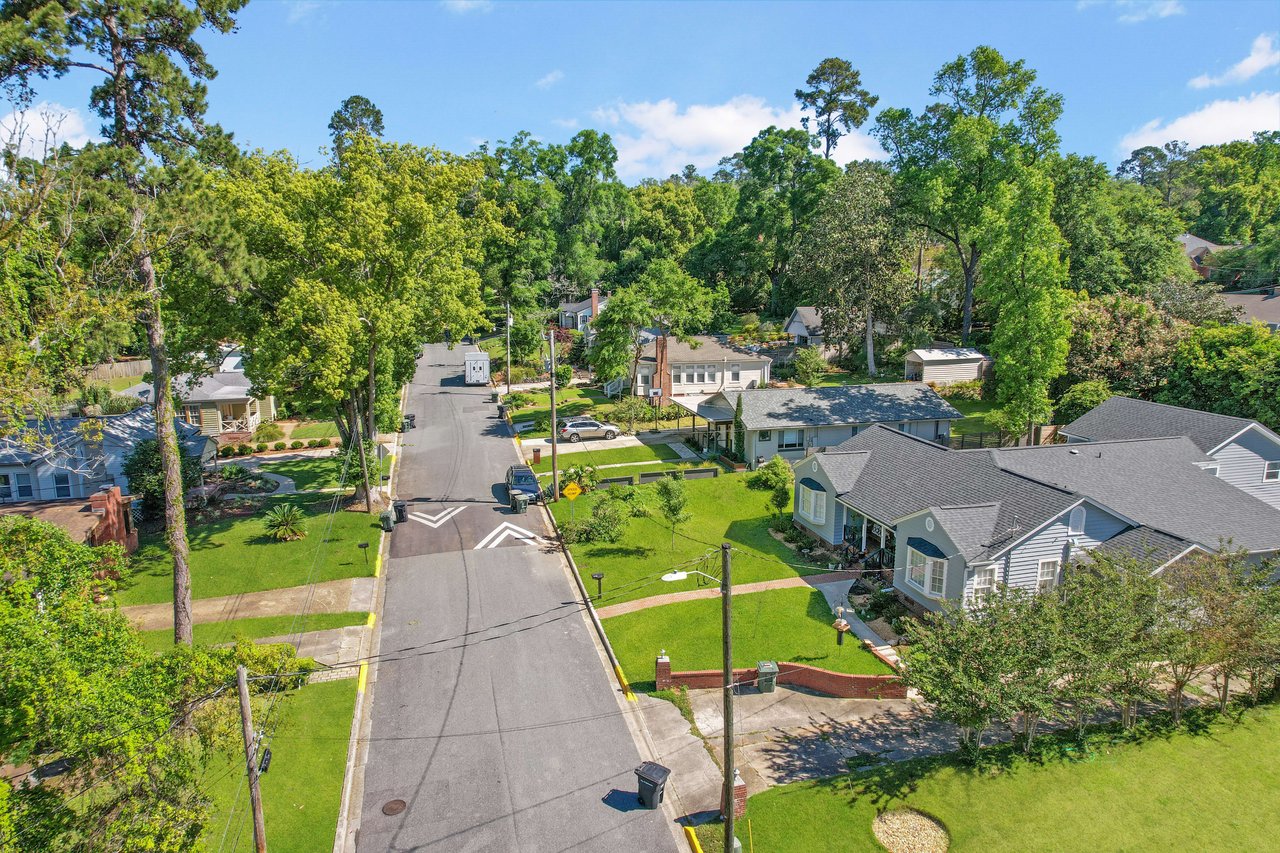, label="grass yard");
[508,386,698,437]
[117,495,380,606]
[199,679,356,852]
[706,703,1280,853]
[948,397,998,435]
[529,442,681,474]
[550,474,823,605]
[138,611,370,653]
[605,587,891,693]
[105,374,143,392]
[288,420,340,440]
[261,454,394,492]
